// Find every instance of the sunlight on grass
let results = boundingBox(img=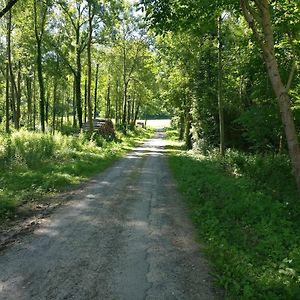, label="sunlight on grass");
[0,128,153,222]
[167,149,300,299]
